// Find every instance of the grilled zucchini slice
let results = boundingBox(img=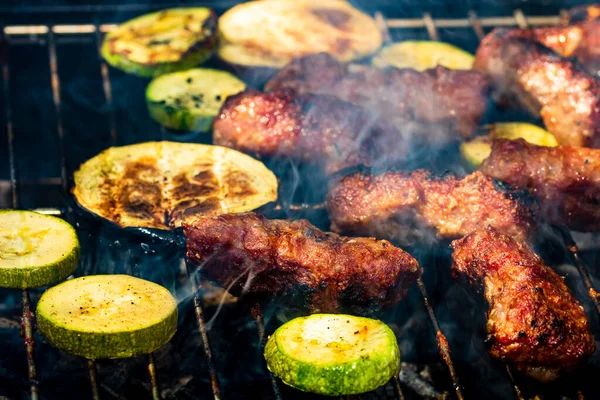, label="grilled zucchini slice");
[218,0,382,68]
[37,275,177,359]
[146,68,246,132]
[101,8,217,77]
[372,41,475,71]
[265,314,400,396]
[460,123,559,168]
[72,142,278,230]
[0,210,79,289]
